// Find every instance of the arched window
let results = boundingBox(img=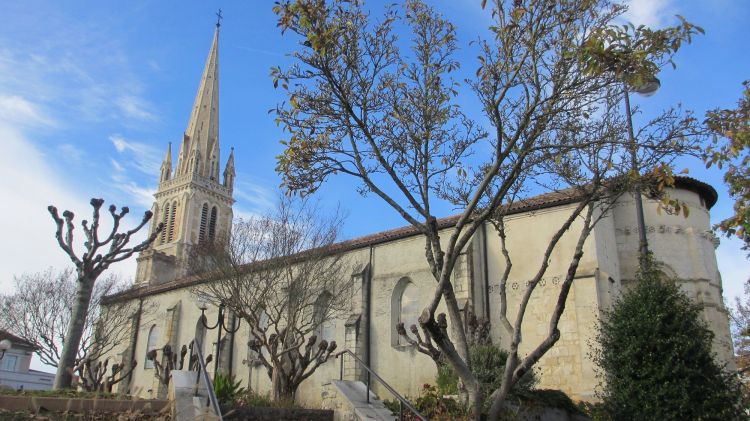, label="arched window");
[199,203,209,243]
[144,325,159,368]
[314,293,336,344]
[208,206,218,241]
[167,201,178,242]
[391,278,420,346]
[160,203,170,244]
